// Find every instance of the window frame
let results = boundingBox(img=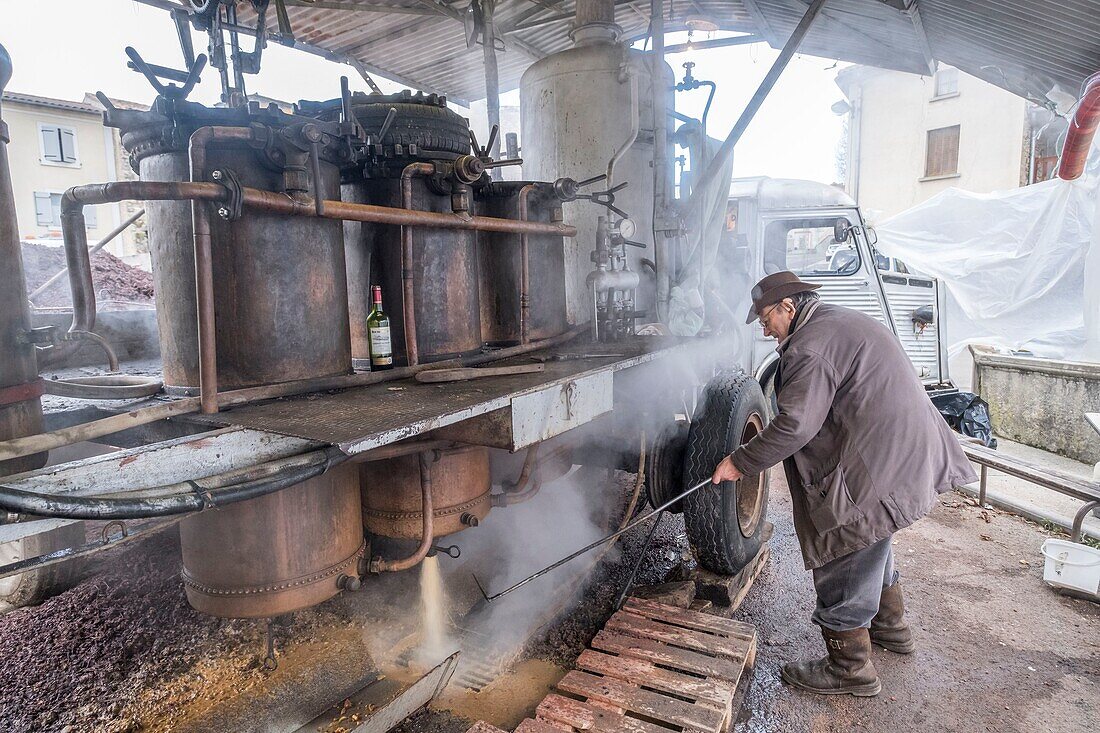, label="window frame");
[33,191,96,229]
[762,216,864,279]
[931,67,960,101]
[37,122,81,168]
[922,124,961,180]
